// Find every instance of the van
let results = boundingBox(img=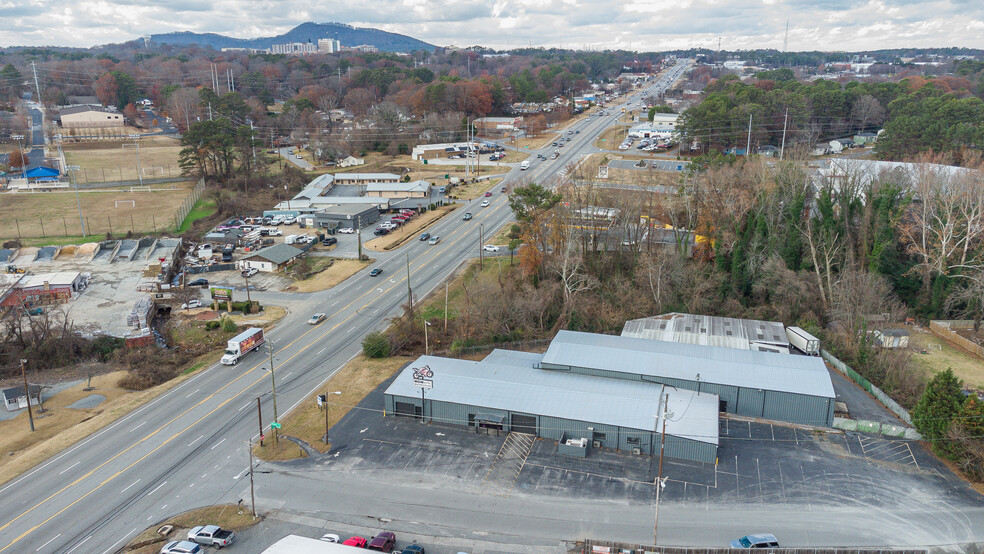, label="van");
[284,235,298,245]
[520,161,530,170]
